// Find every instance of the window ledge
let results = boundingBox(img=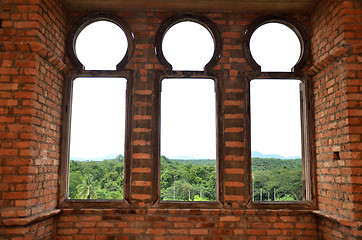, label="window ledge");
[3,209,61,226]
[155,201,221,209]
[313,210,362,230]
[247,201,317,210]
[59,199,130,209]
